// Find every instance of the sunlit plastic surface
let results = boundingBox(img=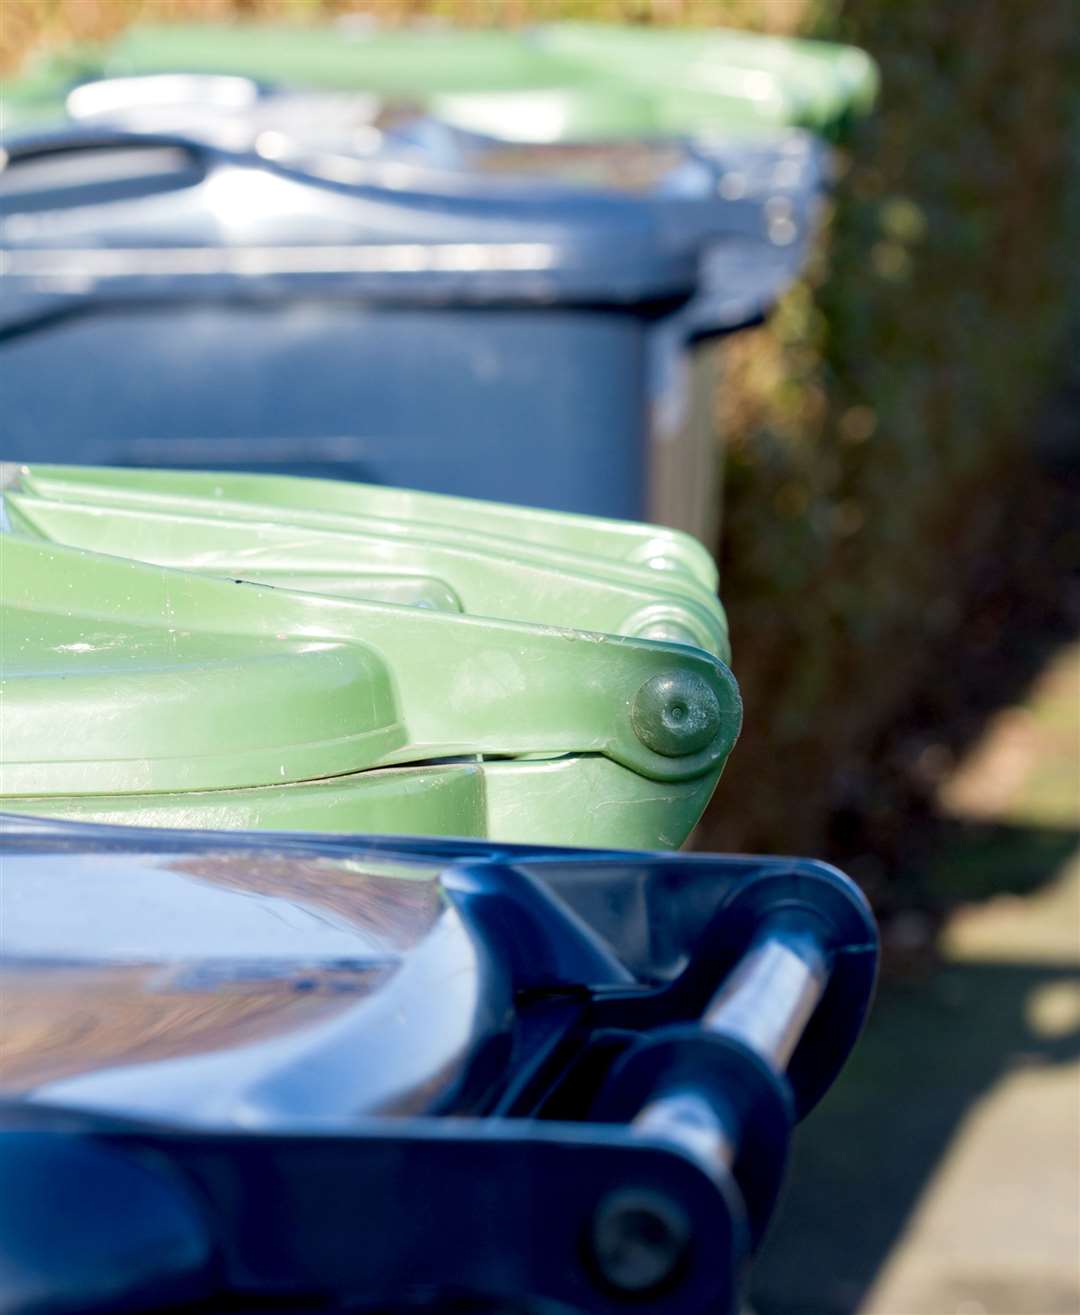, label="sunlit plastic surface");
[0,812,879,1315]
[0,468,740,847]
